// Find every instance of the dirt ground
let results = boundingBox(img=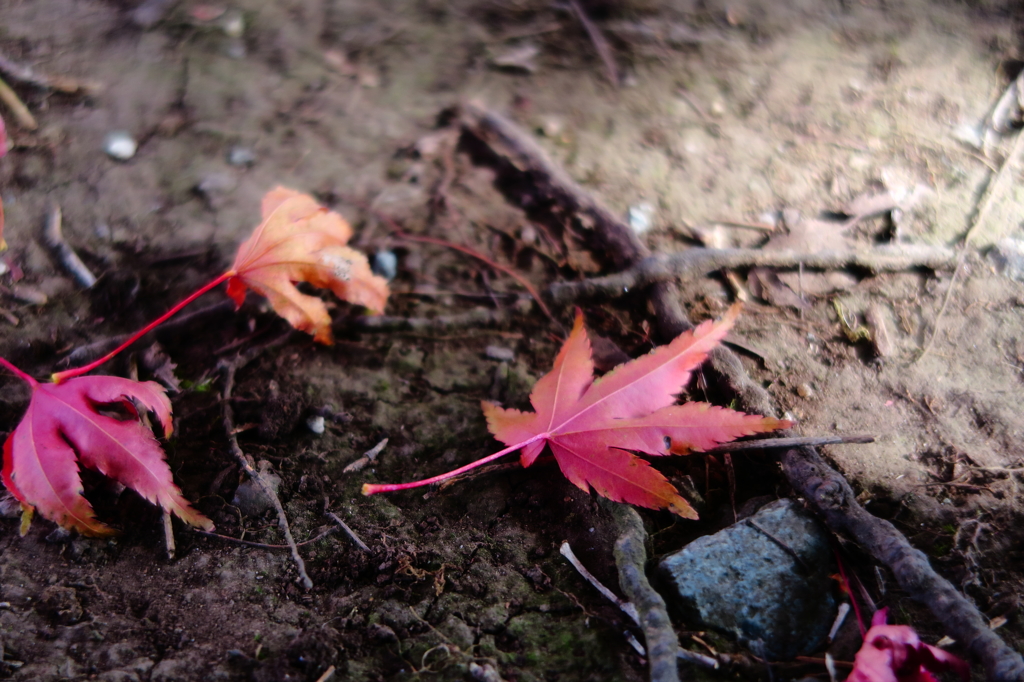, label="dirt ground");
[1,0,1024,680]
